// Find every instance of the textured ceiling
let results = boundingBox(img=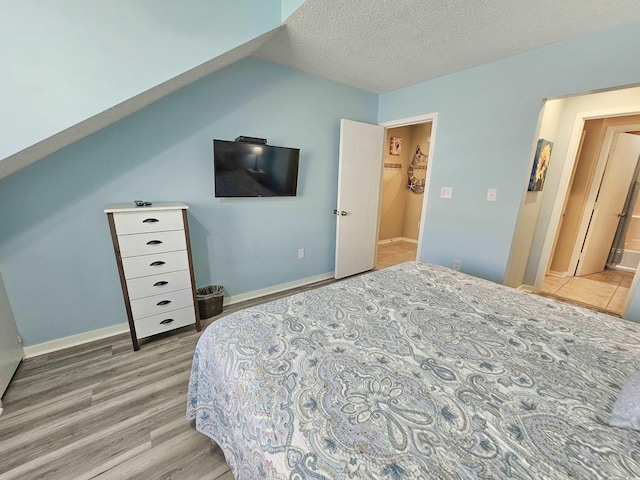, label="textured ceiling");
[254,0,640,93]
